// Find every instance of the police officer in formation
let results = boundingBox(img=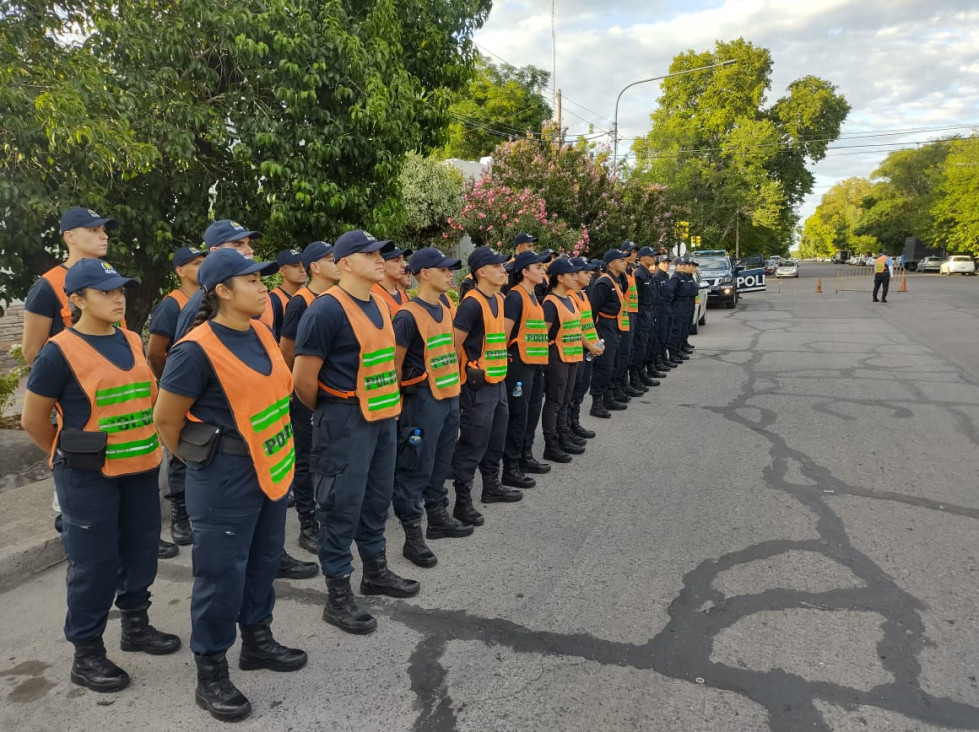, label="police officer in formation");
[22,208,705,722]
